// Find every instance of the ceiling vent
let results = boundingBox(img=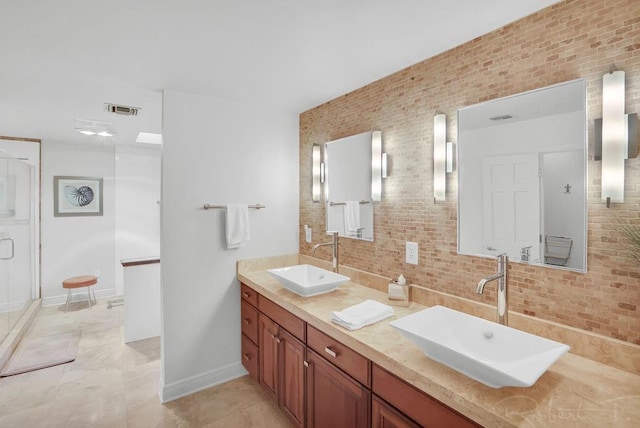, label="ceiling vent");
[105,103,140,116]
[489,114,513,121]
